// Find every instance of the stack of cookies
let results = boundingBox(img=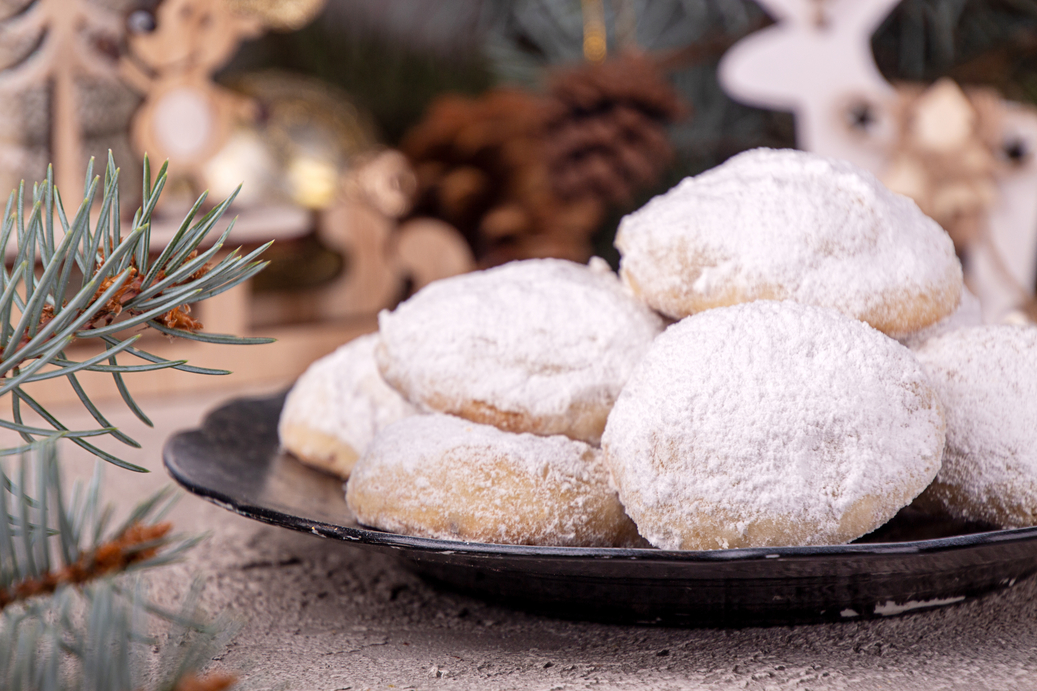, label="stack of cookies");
[283,258,662,547]
[279,148,1037,550]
